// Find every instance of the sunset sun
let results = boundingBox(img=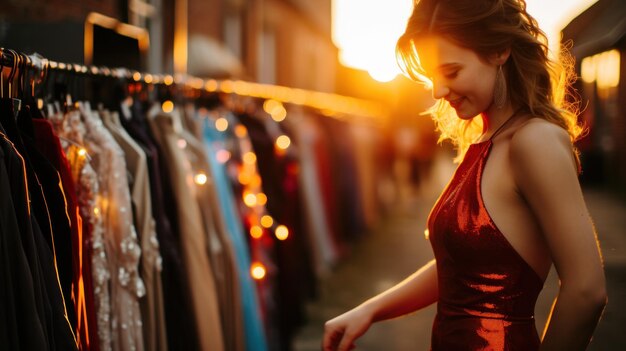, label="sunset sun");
[332,0,599,83]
